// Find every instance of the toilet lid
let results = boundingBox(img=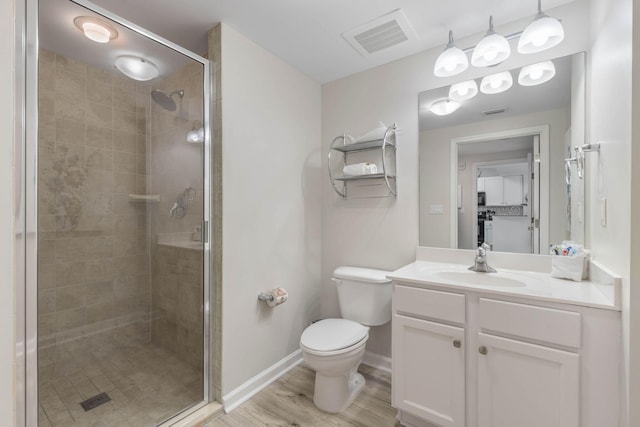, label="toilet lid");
[300,319,368,352]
